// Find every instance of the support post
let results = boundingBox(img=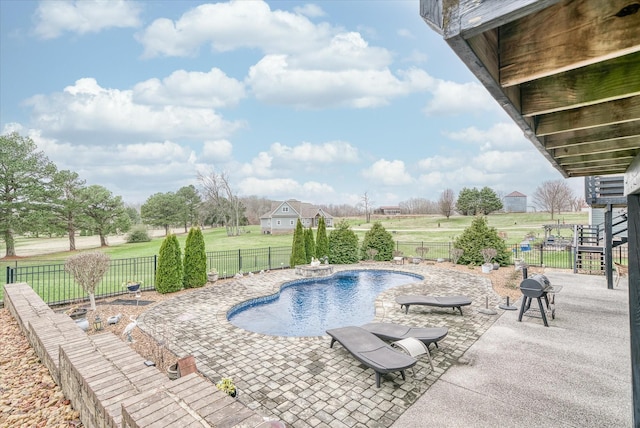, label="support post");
[605,204,614,289]
[627,193,640,426]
